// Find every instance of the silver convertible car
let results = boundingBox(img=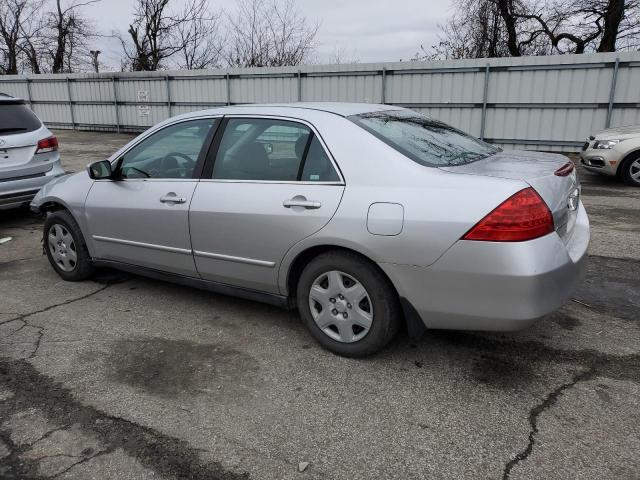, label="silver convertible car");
[31,103,589,357]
